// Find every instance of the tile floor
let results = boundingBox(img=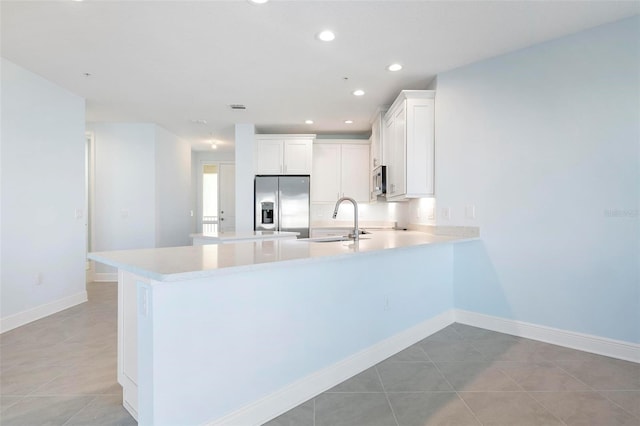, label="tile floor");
[1,282,638,426]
